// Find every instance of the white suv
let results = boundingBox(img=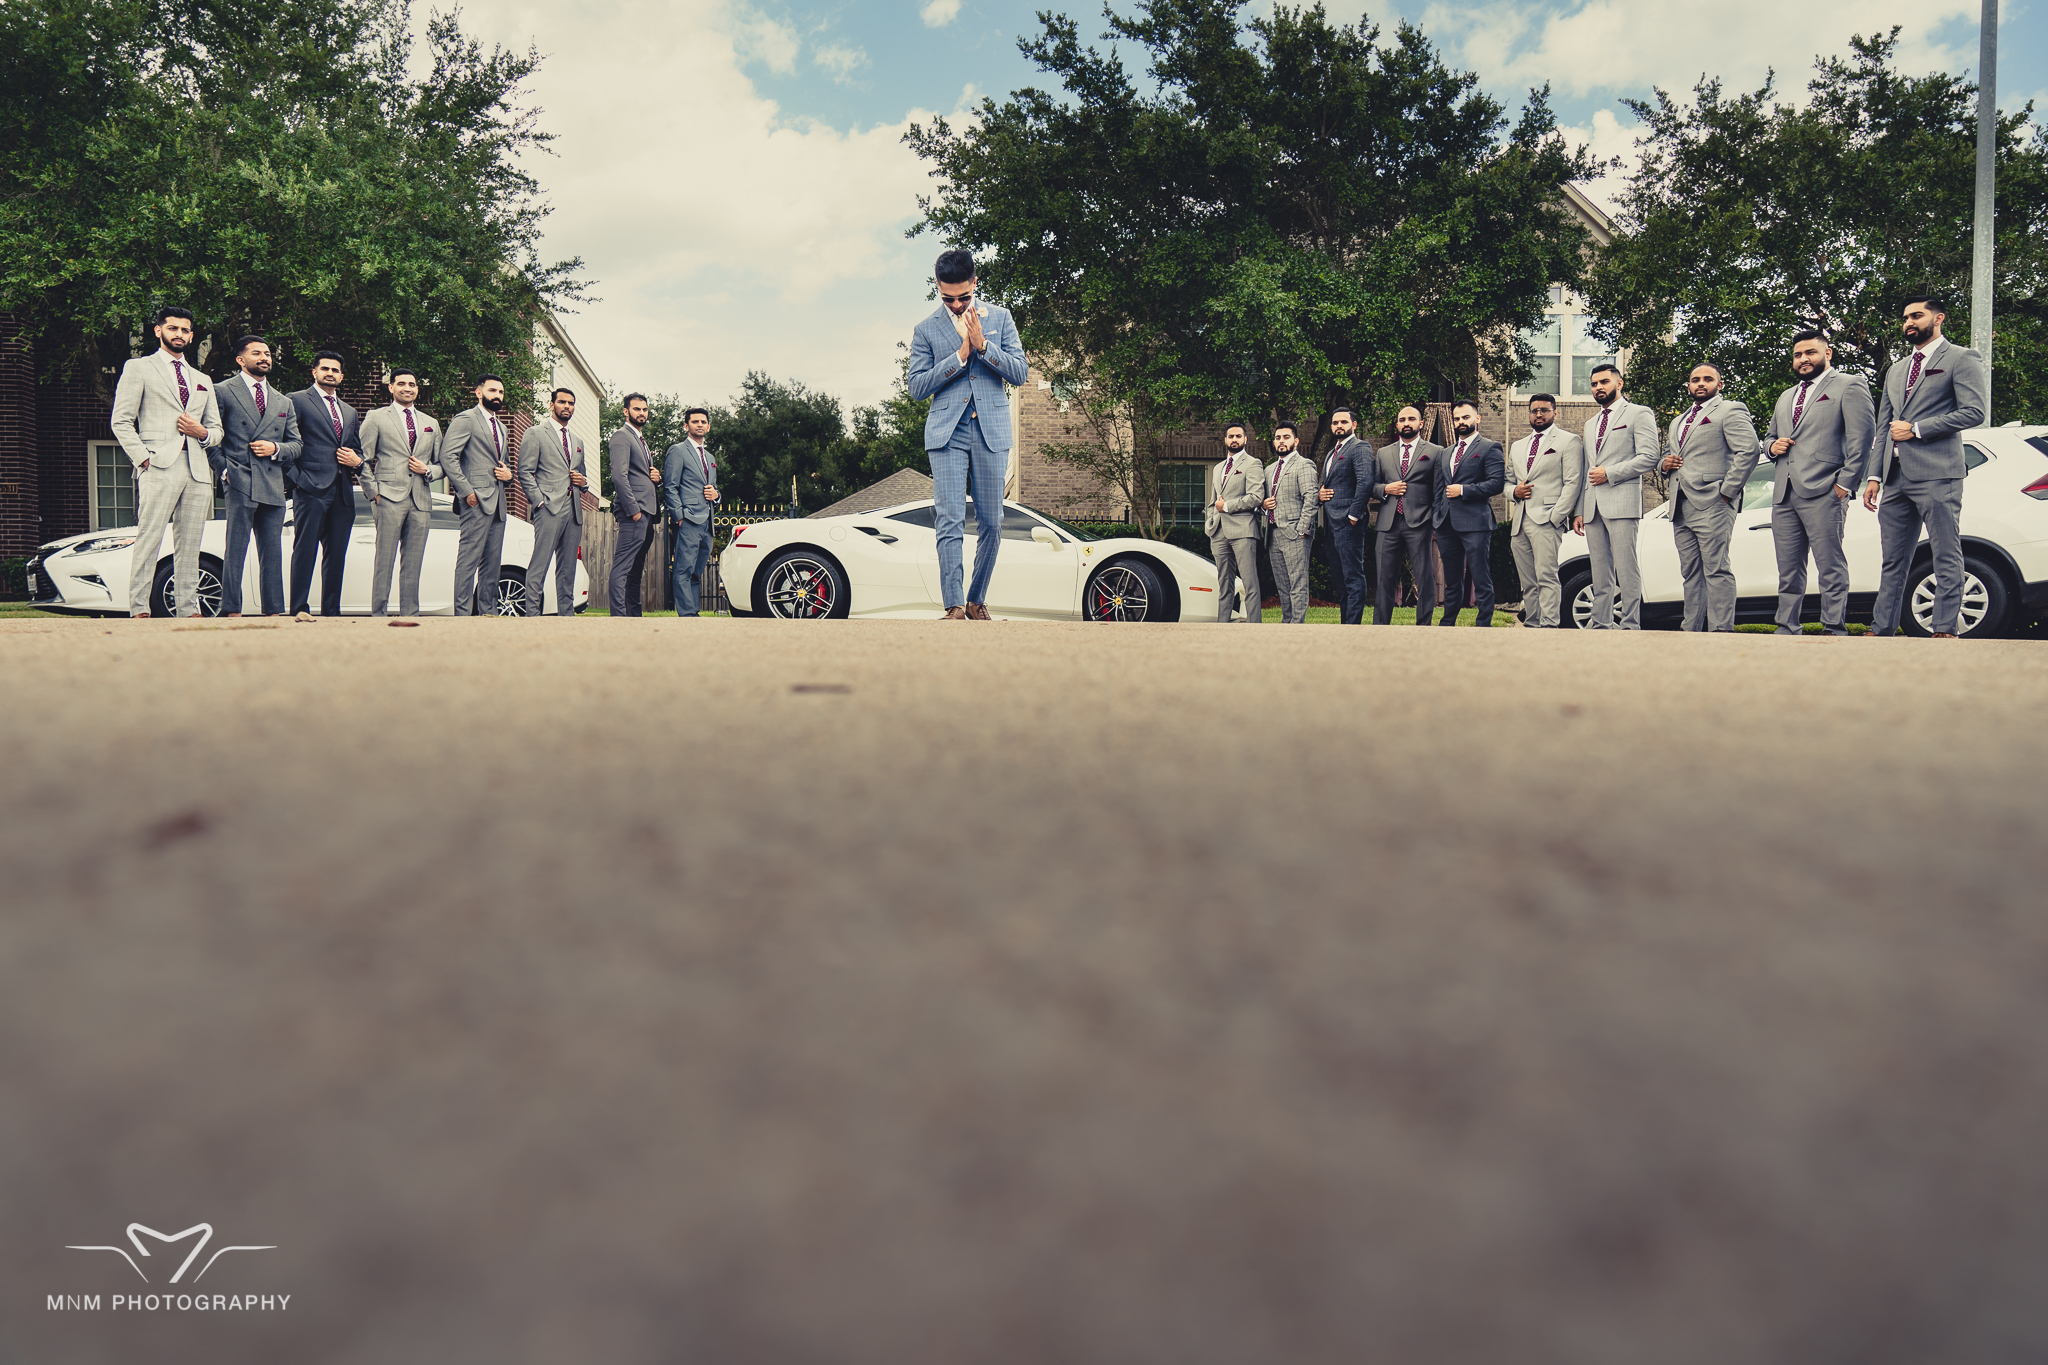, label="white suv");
[1554,425,2048,636]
